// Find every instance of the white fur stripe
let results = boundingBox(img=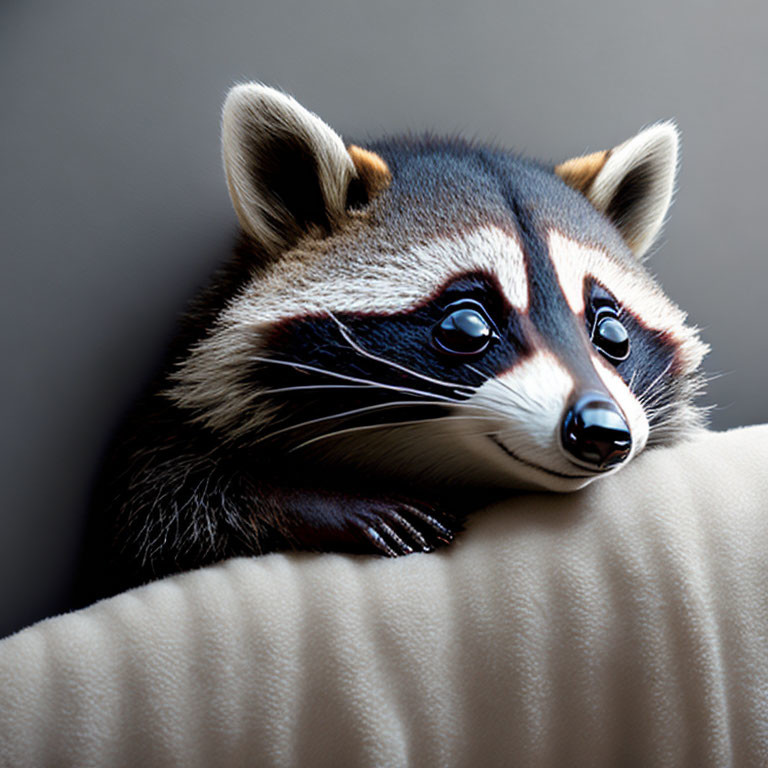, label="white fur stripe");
[547,230,708,374]
[225,225,528,328]
[408,227,530,313]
